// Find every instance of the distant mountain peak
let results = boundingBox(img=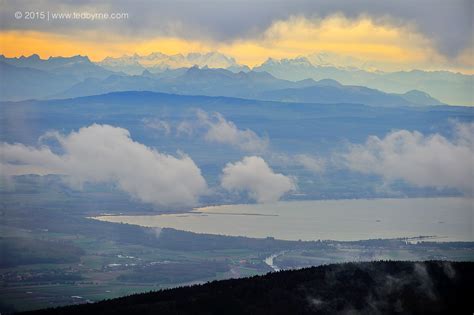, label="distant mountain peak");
[260,56,314,68]
[257,53,384,72]
[141,69,153,77]
[2,53,42,61]
[284,56,312,65]
[45,55,90,62]
[404,89,430,97]
[188,64,201,71]
[97,51,243,74]
[22,54,41,60]
[262,57,279,66]
[1,54,94,66]
[315,78,342,87]
[400,89,445,106]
